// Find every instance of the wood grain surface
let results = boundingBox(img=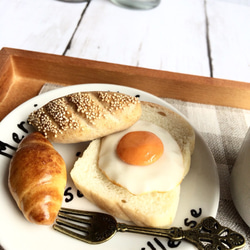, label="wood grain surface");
[1,47,250,121]
[1,0,249,83]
